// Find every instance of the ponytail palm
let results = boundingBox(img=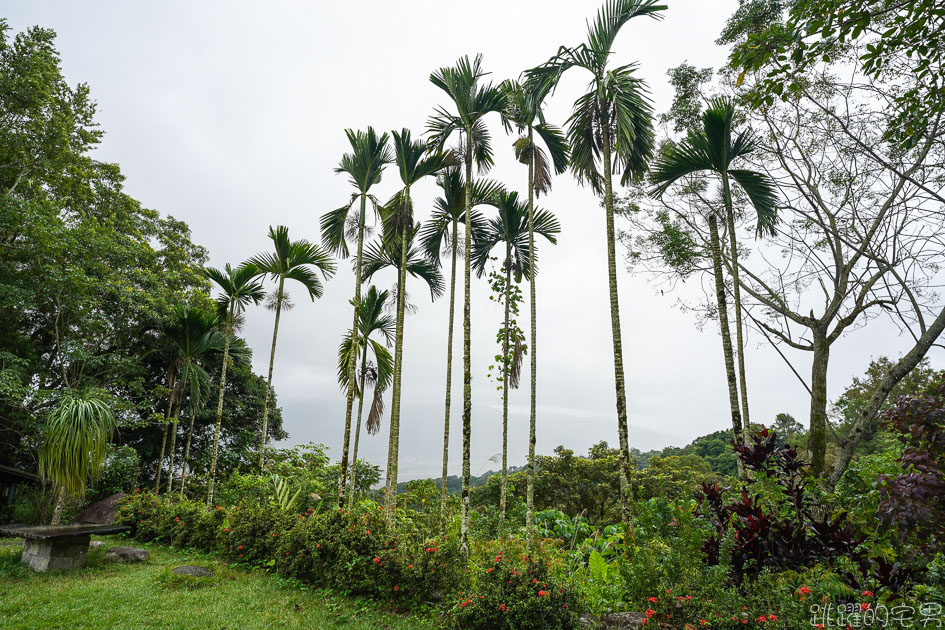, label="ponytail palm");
[500,78,569,537]
[650,97,777,474]
[204,262,266,504]
[419,167,502,531]
[249,225,336,470]
[41,389,116,525]
[428,54,506,551]
[320,128,393,504]
[471,190,559,528]
[526,0,665,535]
[337,285,395,506]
